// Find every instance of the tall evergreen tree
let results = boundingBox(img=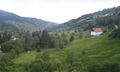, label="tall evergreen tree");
[23,31,33,51]
[40,30,50,48]
[70,35,74,42]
